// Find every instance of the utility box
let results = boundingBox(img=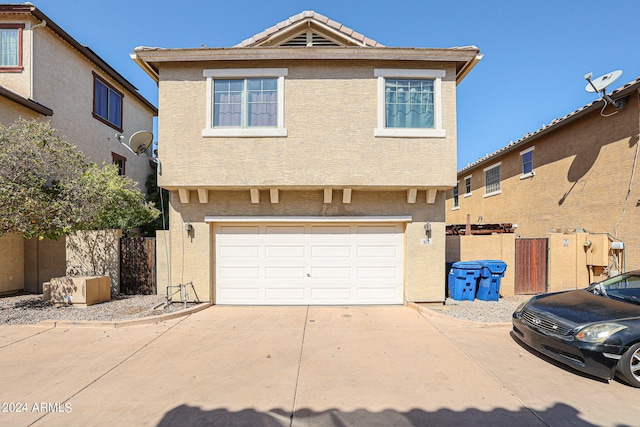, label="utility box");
[586,234,609,267]
[45,276,111,306]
